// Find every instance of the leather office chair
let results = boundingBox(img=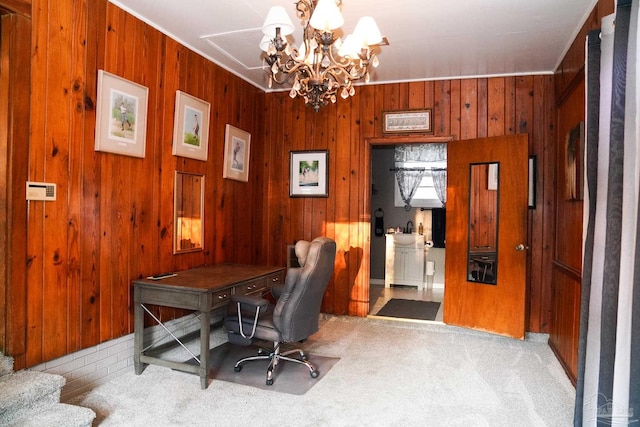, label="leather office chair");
[224,237,336,385]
